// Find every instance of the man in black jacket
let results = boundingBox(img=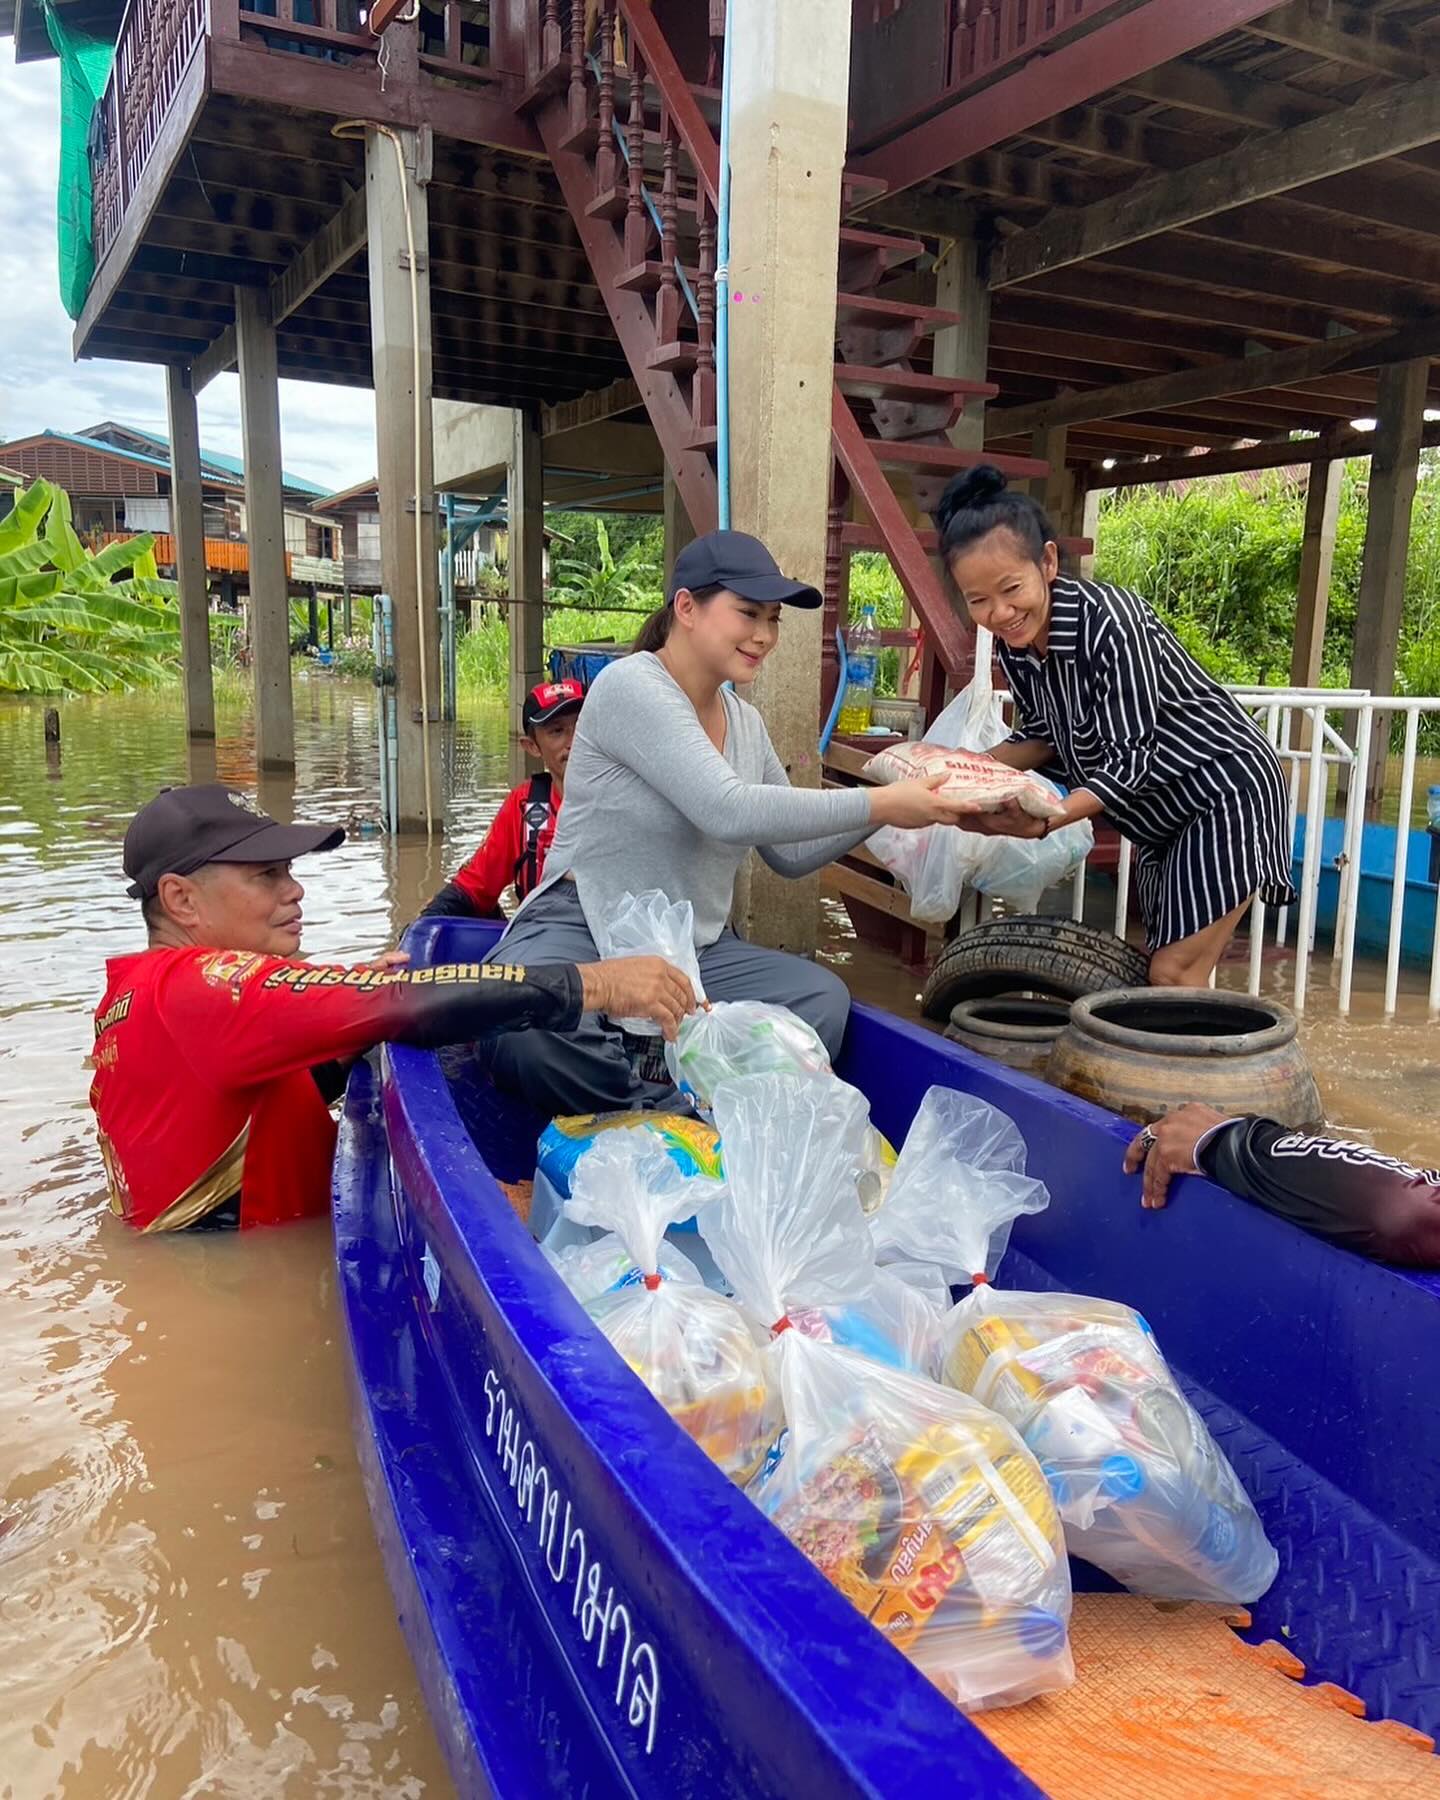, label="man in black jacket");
[1124,1105,1440,1266]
